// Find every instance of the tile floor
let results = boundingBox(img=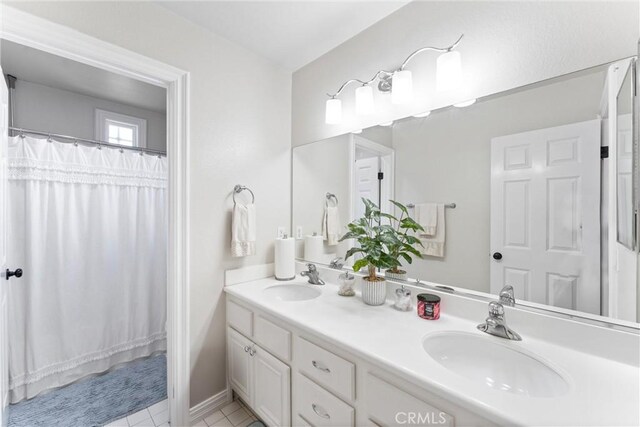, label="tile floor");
[104,399,169,427]
[192,399,259,427]
[105,398,259,427]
